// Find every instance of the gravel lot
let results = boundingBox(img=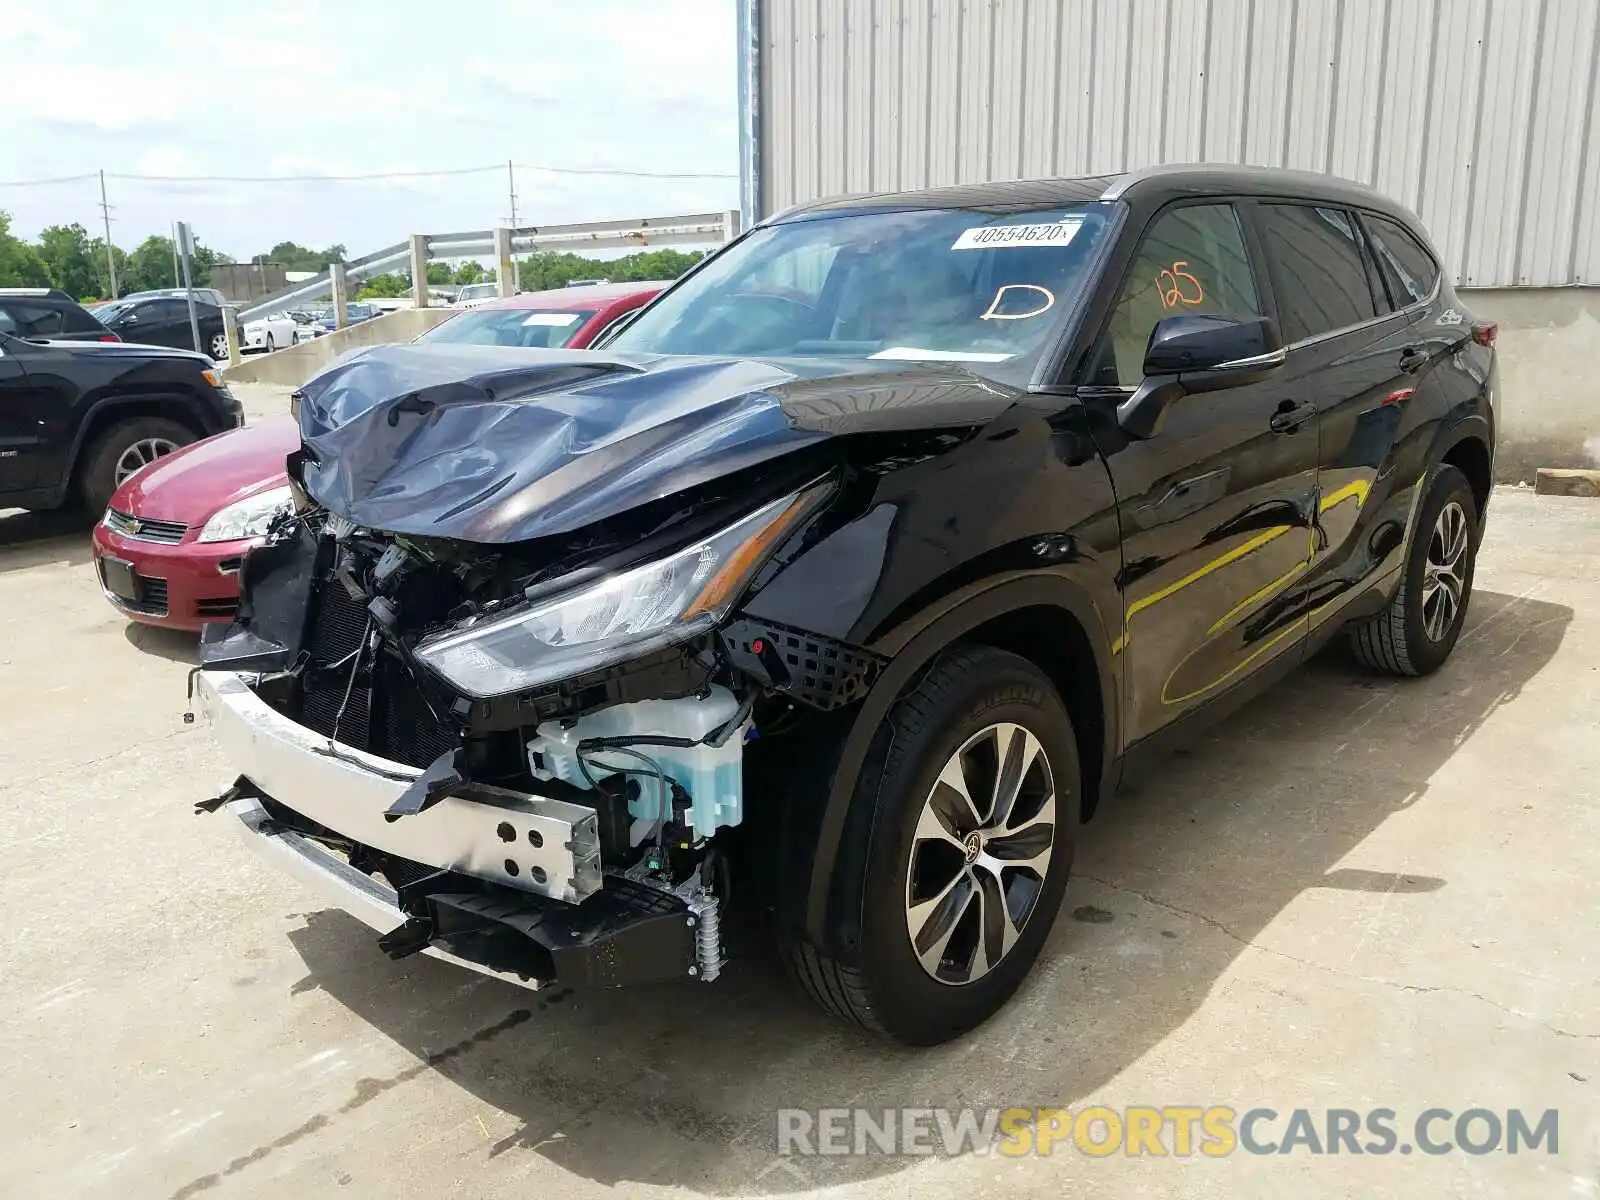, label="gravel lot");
[1,401,1596,1198]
